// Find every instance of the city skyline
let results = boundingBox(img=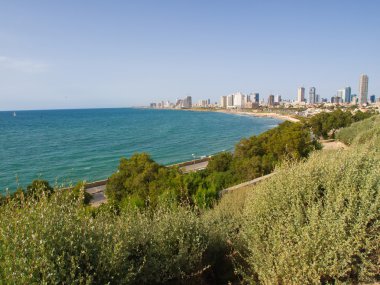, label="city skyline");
[150,74,377,109]
[0,1,379,111]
